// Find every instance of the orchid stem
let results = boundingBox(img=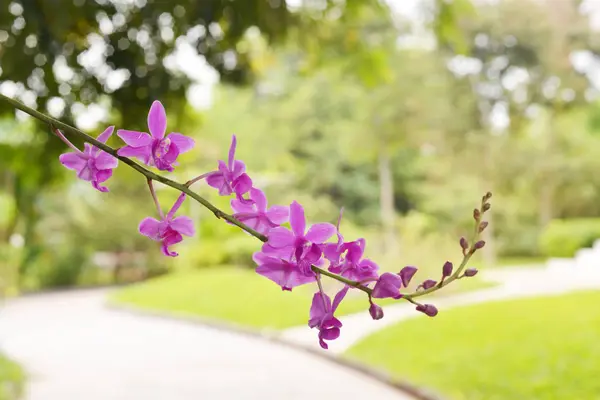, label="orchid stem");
[185,172,211,188]
[53,128,83,154]
[147,179,164,219]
